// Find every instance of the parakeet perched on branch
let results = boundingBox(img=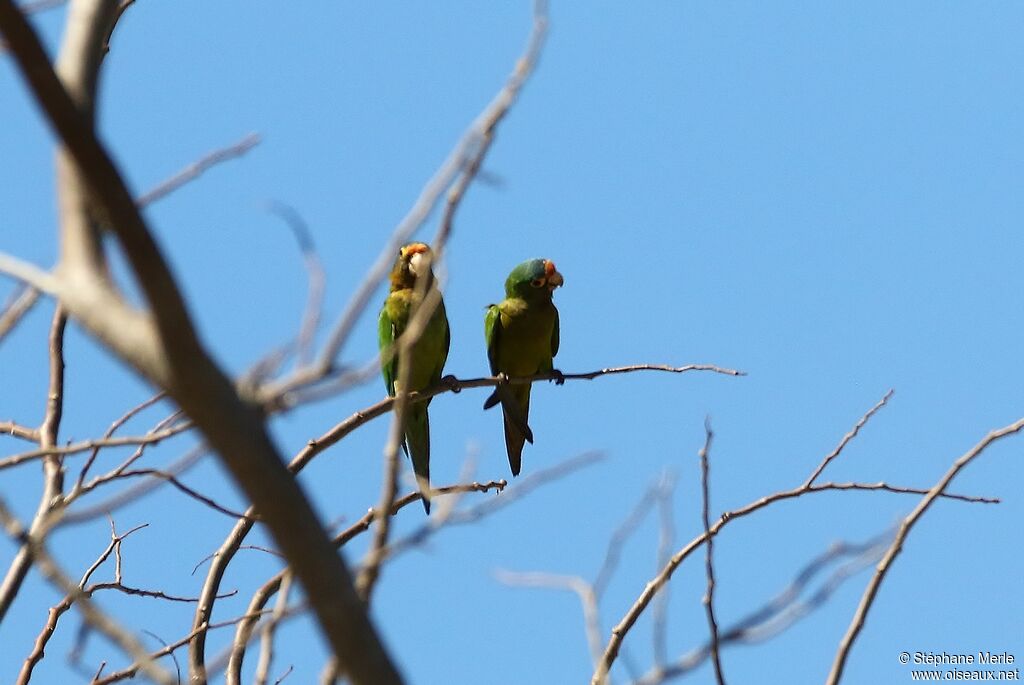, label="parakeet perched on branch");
[378,243,450,513]
[484,258,564,476]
